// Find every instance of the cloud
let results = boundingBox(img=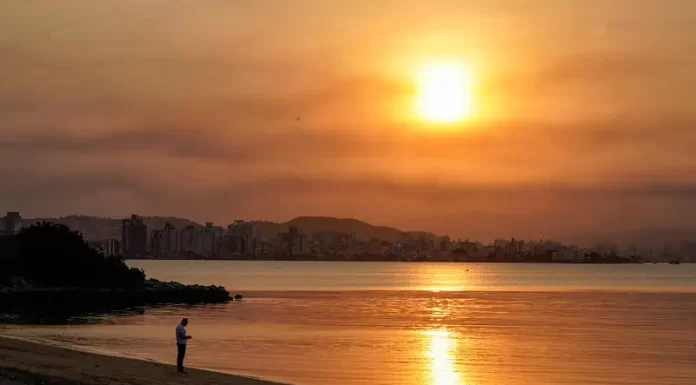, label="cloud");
[2,1,696,238]
[535,53,668,85]
[479,50,696,122]
[2,115,695,188]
